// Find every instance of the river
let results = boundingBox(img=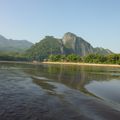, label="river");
[0,62,120,120]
